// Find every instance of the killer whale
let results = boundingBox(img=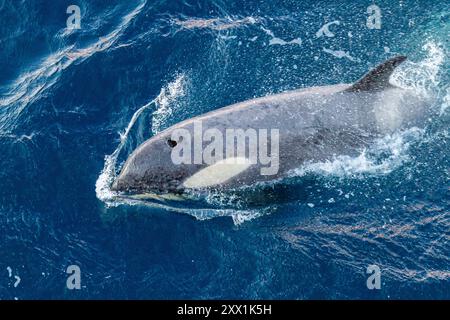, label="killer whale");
[112,56,433,196]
